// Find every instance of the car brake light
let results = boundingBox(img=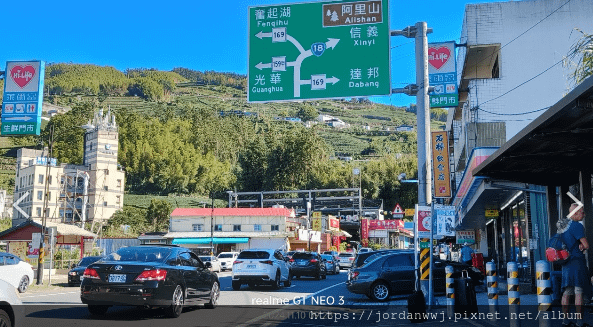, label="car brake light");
[289,259,294,263]
[349,257,354,261]
[135,269,167,281]
[83,268,100,279]
[233,260,243,265]
[352,271,360,279]
[328,261,333,264]
[310,259,318,263]
[262,260,274,265]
